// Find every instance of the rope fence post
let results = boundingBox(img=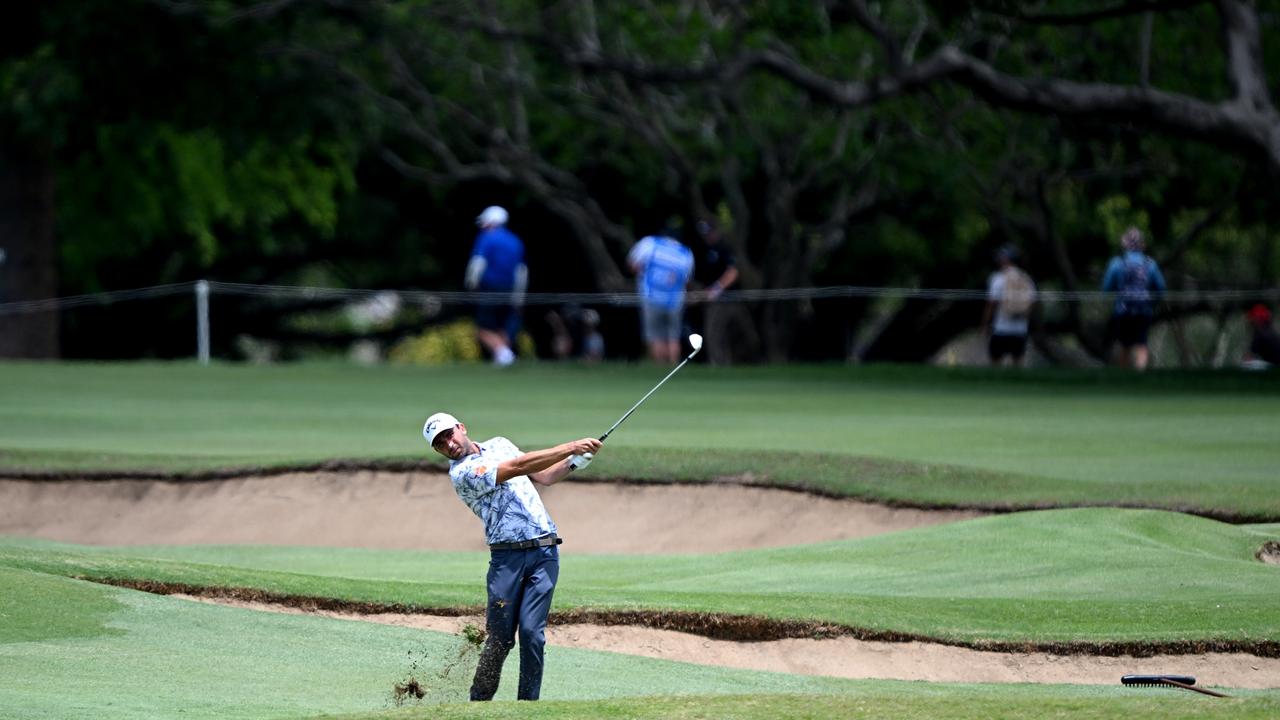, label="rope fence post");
[195,279,210,365]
